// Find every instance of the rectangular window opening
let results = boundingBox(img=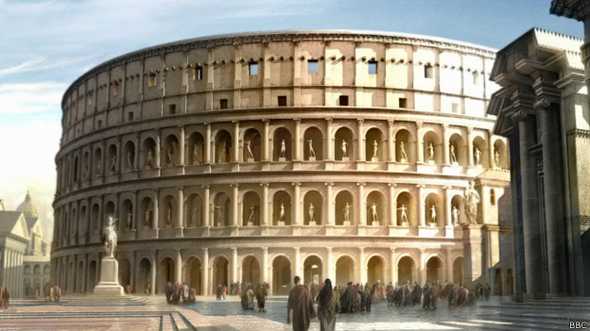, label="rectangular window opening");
[148,74,157,87]
[248,62,259,76]
[451,102,459,113]
[127,112,134,121]
[424,64,433,79]
[196,65,203,81]
[307,59,319,74]
[368,60,378,75]
[399,98,407,109]
[219,98,228,109]
[278,96,287,107]
[339,95,349,106]
[168,104,176,115]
